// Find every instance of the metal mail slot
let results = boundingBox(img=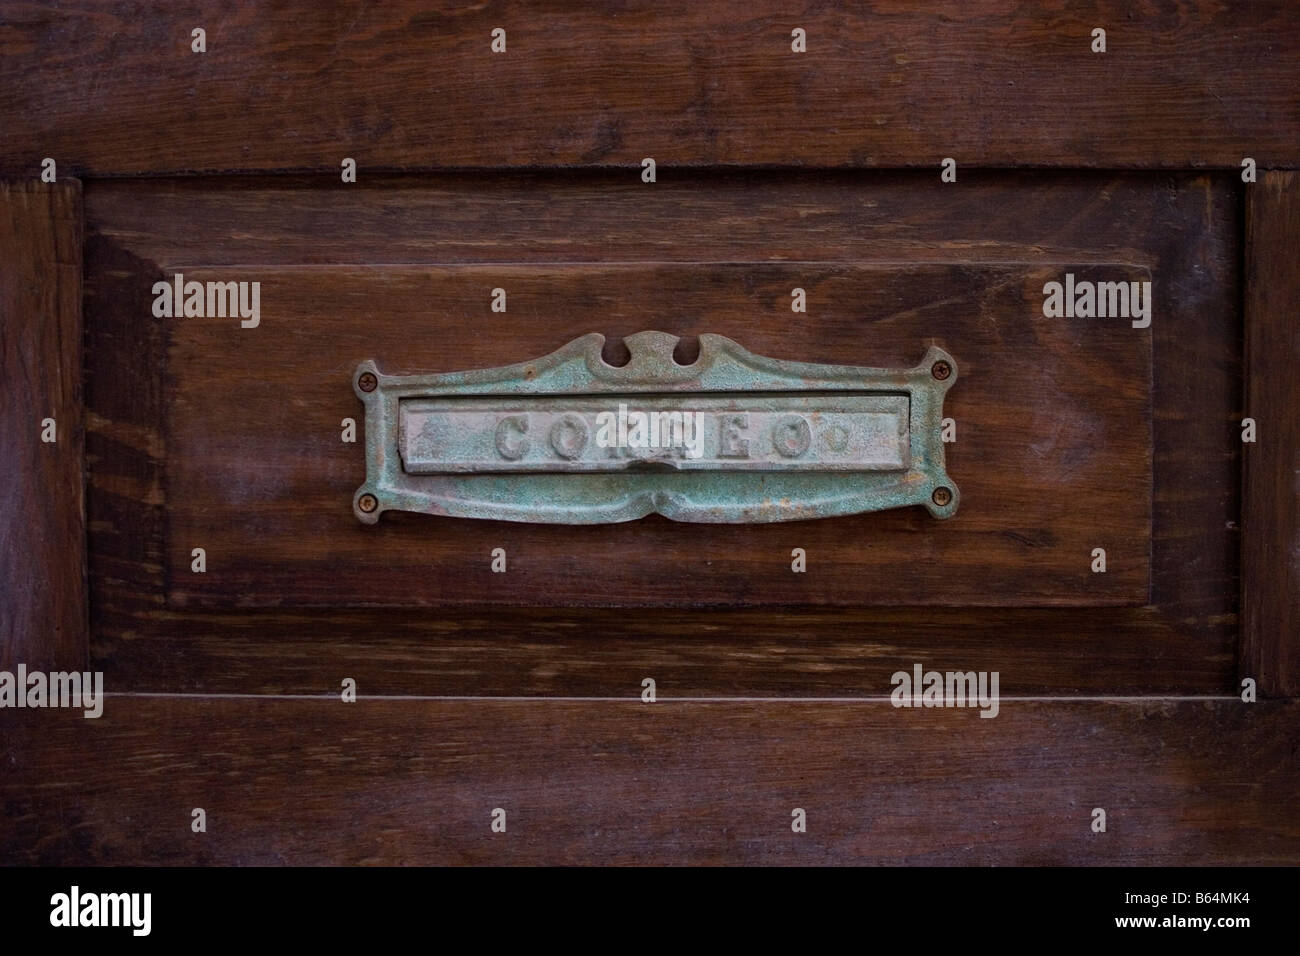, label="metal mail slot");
[397,394,910,474]
[352,331,958,524]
